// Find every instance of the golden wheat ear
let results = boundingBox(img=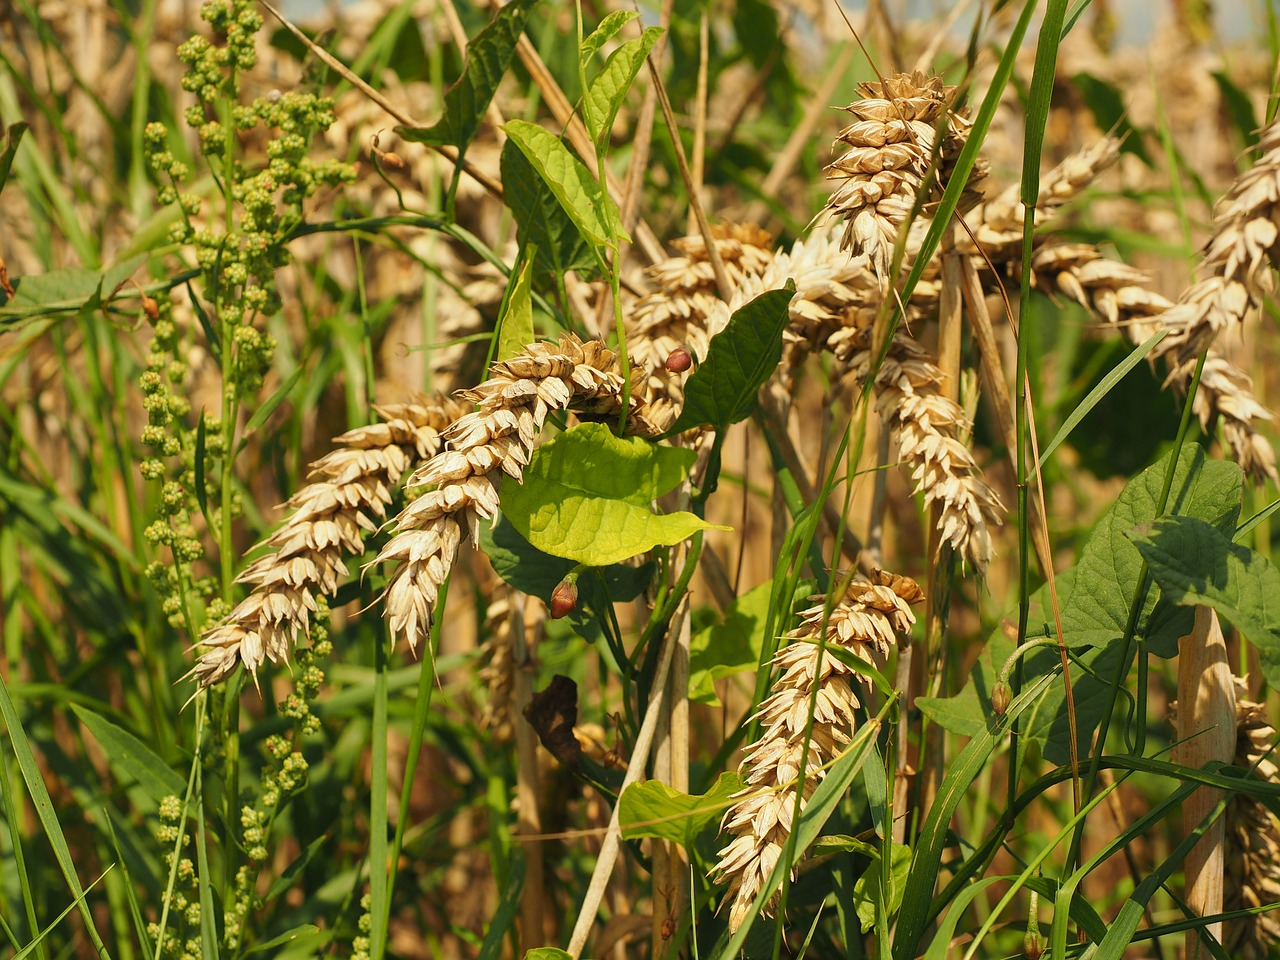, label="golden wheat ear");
[712,570,924,932]
[191,398,466,687]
